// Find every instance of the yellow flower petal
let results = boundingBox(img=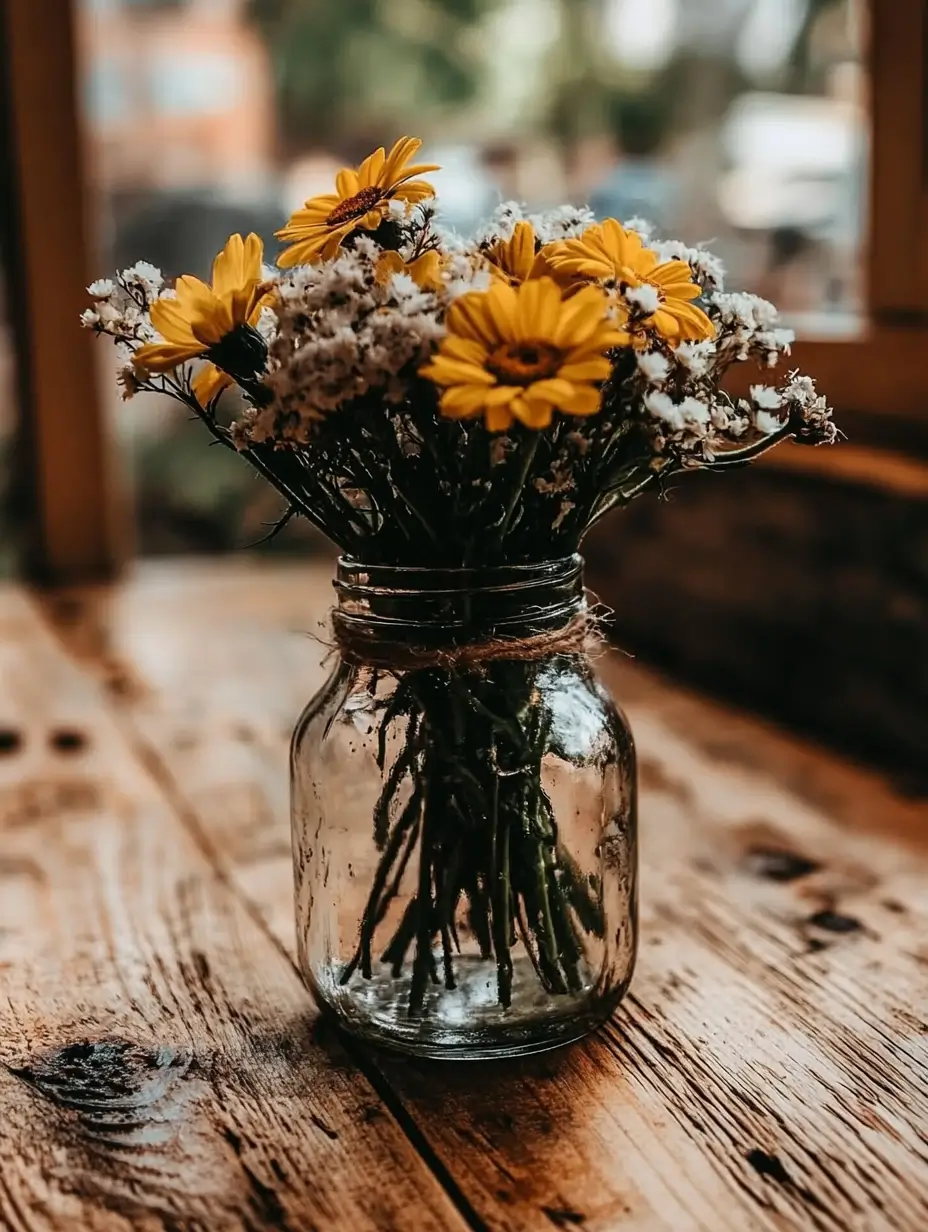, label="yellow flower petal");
[425,357,497,386]
[446,293,502,346]
[485,403,515,432]
[515,277,561,338]
[211,233,244,300]
[439,336,489,365]
[192,361,233,405]
[358,146,386,188]
[422,260,624,429]
[439,385,490,419]
[482,281,519,343]
[556,357,613,381]
[275,137,441,265]
[487,221,541,284]
[551,286,611,347]
[553,385,603,416]
[525,377,580,405]
[511,397,553,430]
[336,168,360,198]
[393,180,437,204]
[133,340,204,372]
[142,233,270,380]
[150,296,201,347]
